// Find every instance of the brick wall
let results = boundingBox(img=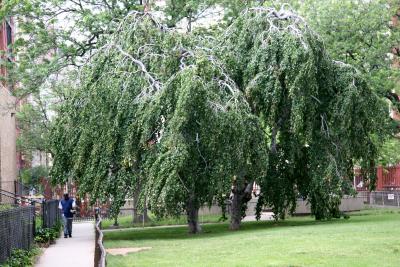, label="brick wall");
[0,84,17,194]
[0,18,17,196]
